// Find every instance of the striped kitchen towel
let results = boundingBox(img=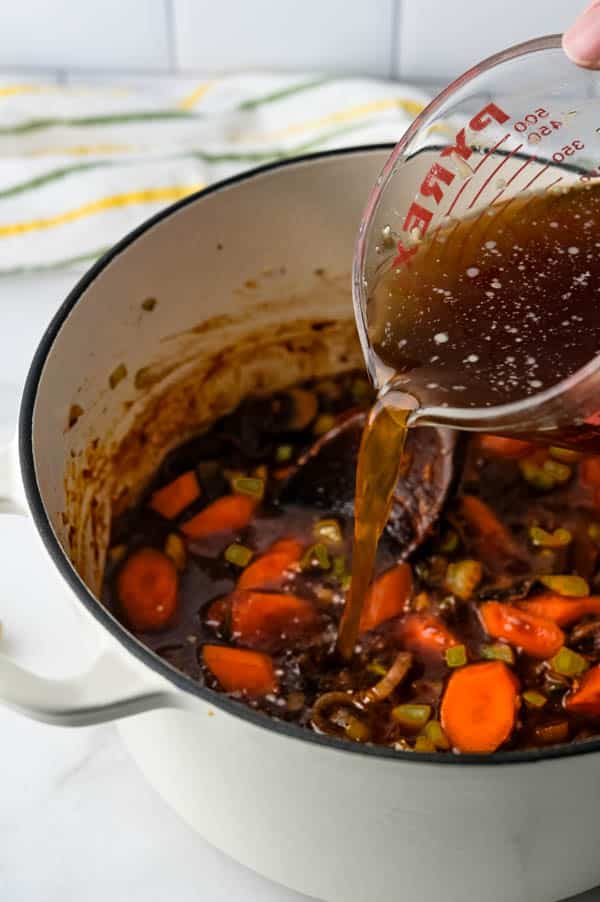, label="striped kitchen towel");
[0,73,429,274]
